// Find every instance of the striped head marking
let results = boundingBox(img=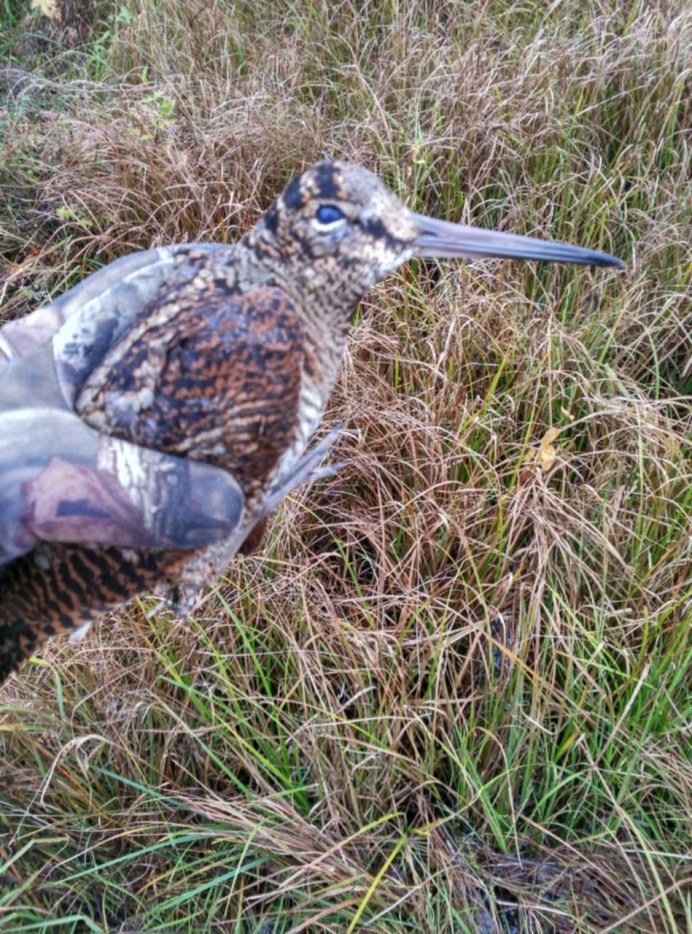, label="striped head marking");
[249,161,419,307]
